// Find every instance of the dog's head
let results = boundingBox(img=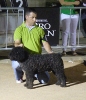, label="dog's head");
[9,47,28,62]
